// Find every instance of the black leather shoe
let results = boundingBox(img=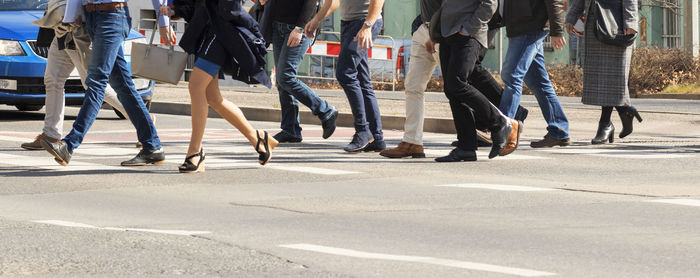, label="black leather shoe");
[592,122,615,145]
[273,131,302,143]
[515,106,529,122]
[435,148,477,162]
[618,106,642,138]
[322,108,338,139]
[121,148,165,166]
[489,120,512,159]
[40,138,71,166]
[363,139,386,152]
